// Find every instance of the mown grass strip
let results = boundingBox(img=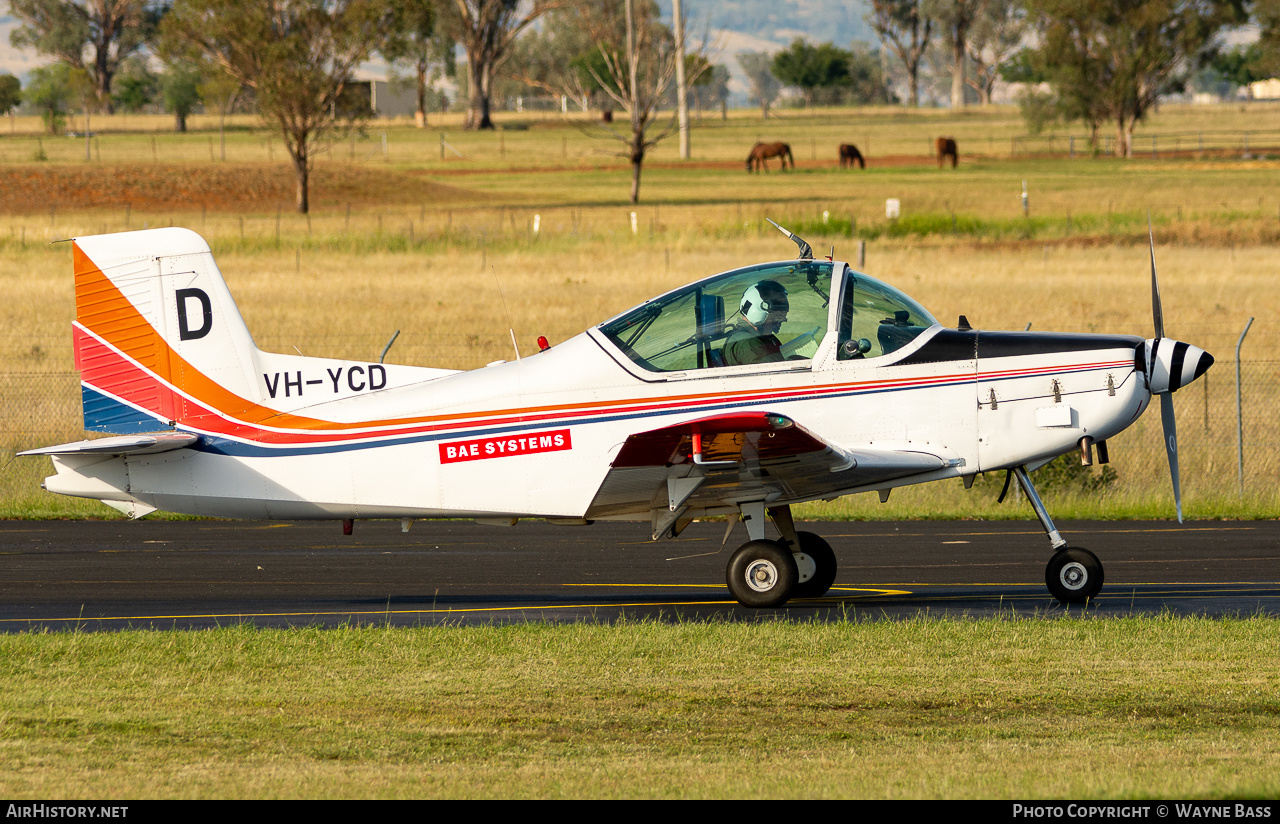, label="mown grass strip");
[2,615,1278,798]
